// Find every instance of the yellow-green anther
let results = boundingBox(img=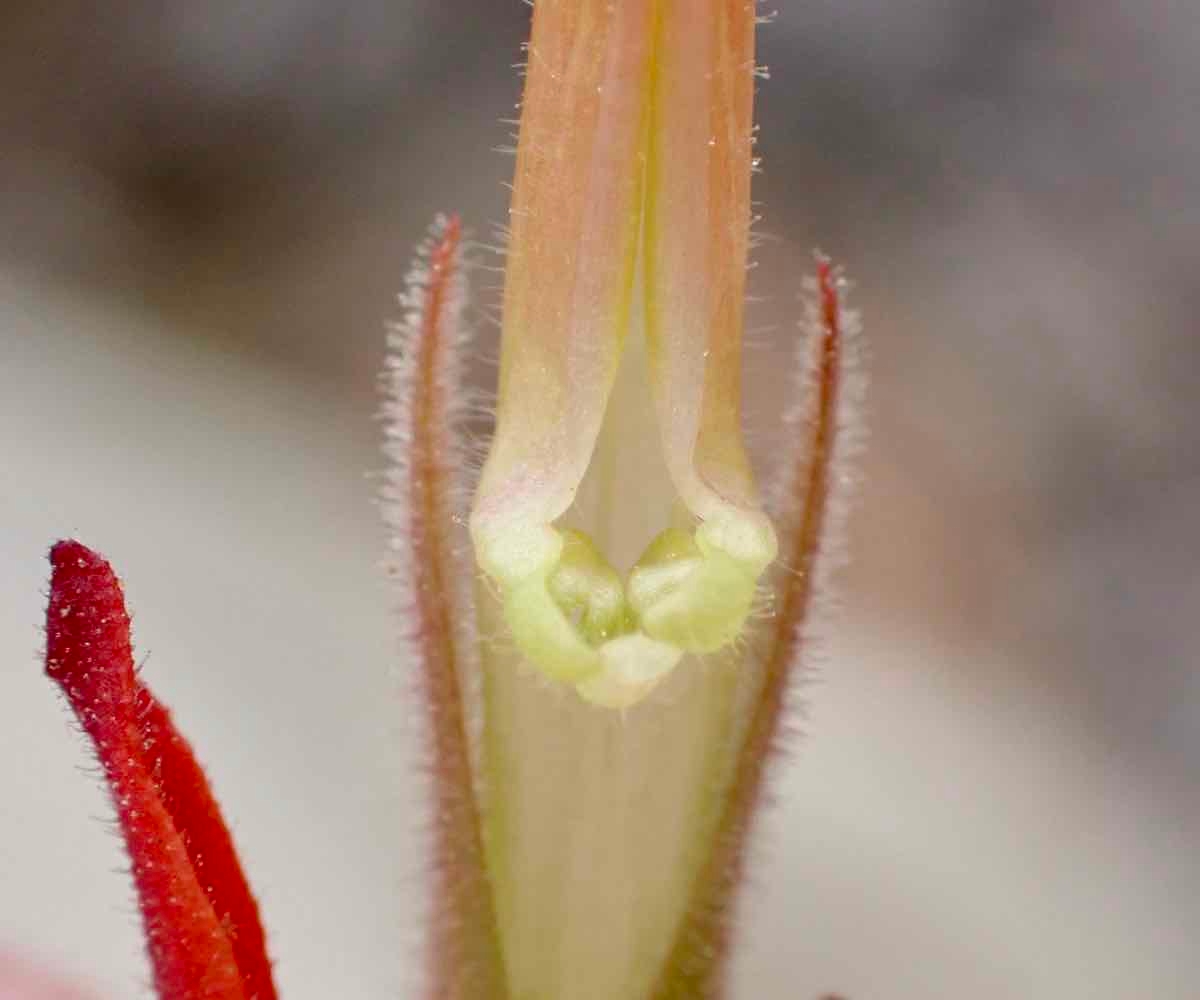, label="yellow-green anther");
[499,514,773,687]
[503,568,602,684]
[629,528,758,654]
[501,529,637,684]
[627,528,702,615]
[547,531,633,646]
